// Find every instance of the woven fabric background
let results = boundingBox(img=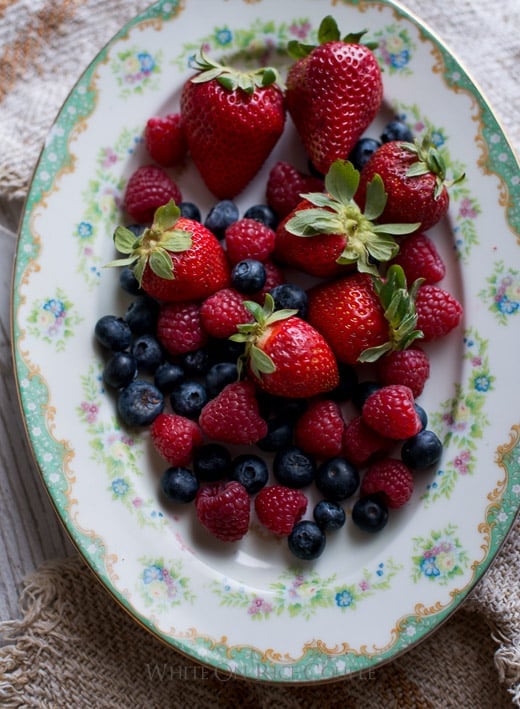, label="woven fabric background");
[1,1,519,707]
